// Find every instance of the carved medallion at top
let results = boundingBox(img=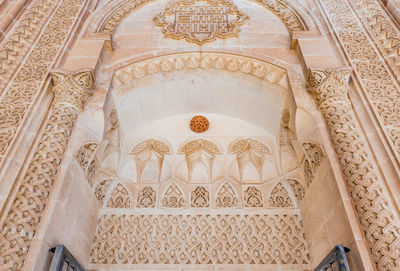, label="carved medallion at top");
[154,0,248,45]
